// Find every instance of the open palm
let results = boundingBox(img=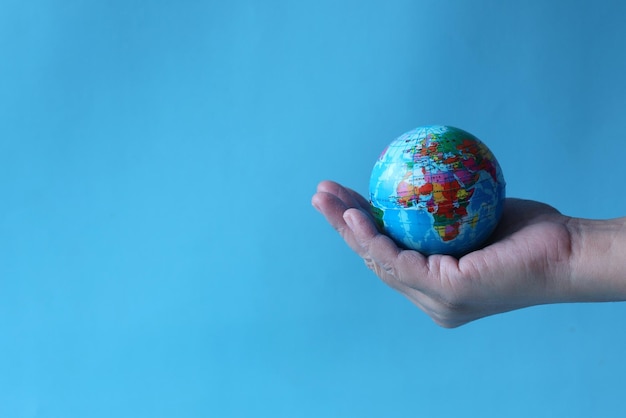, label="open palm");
[312,180,575,327]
